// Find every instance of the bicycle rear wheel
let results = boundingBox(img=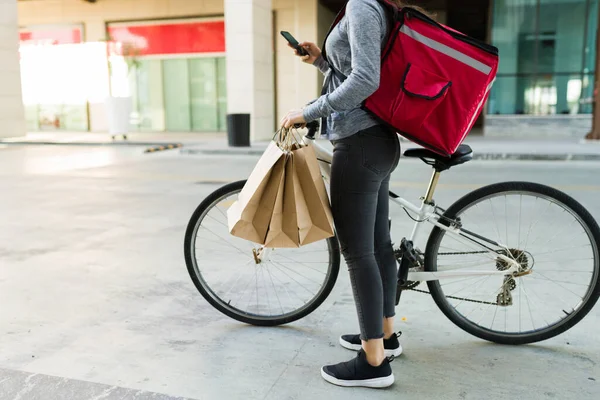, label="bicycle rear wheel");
[184,180,340,326]
[425,182,600,345]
